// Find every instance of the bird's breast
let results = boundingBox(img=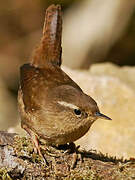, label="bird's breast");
[37,118,94,145]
